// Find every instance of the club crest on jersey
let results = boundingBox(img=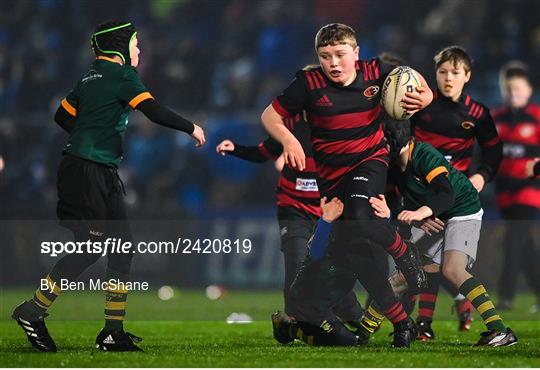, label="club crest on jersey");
[519,124,535,138]
[363,85,380,99]
[461,121,475,130]
[295,178,318,192]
